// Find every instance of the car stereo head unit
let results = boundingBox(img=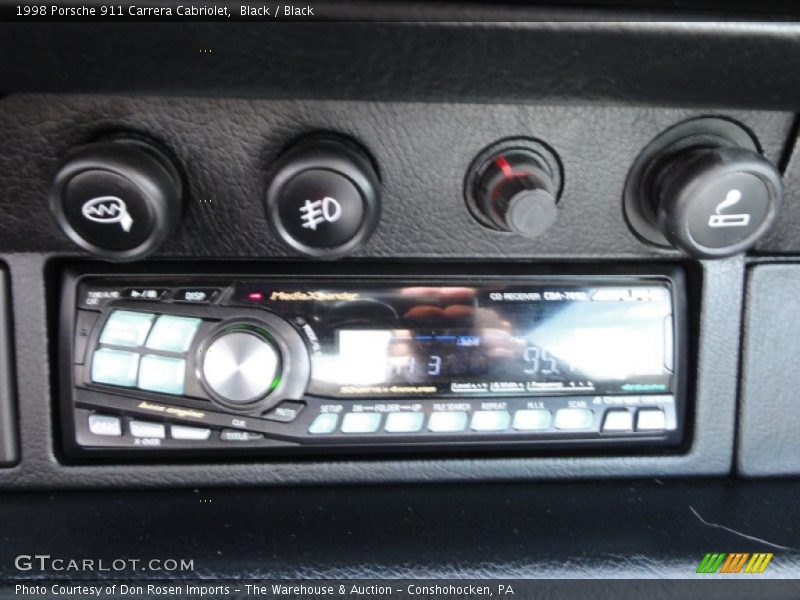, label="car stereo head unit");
[60,267,686,457]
